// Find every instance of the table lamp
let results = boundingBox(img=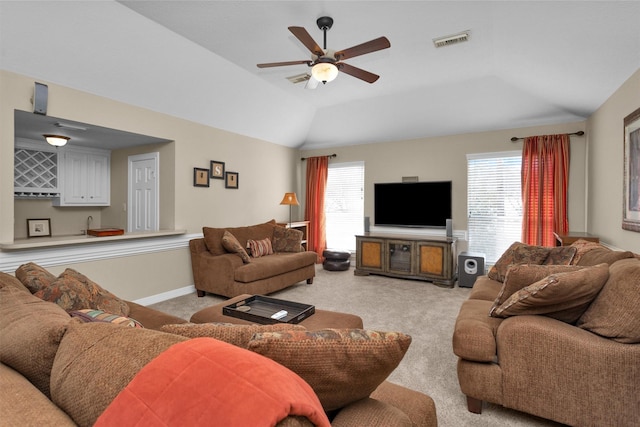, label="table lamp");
[280,192,300,227]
